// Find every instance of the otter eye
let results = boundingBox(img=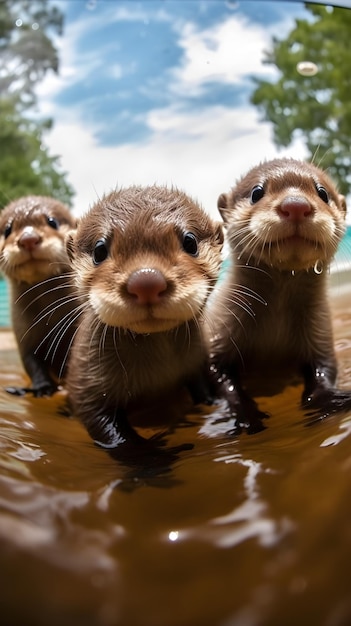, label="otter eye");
[182,232,198,257]
[47,216,59,230]
[316,185,329,204]
[4,223,12,239]
[251,185,265,204]
[93,239,108,265]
